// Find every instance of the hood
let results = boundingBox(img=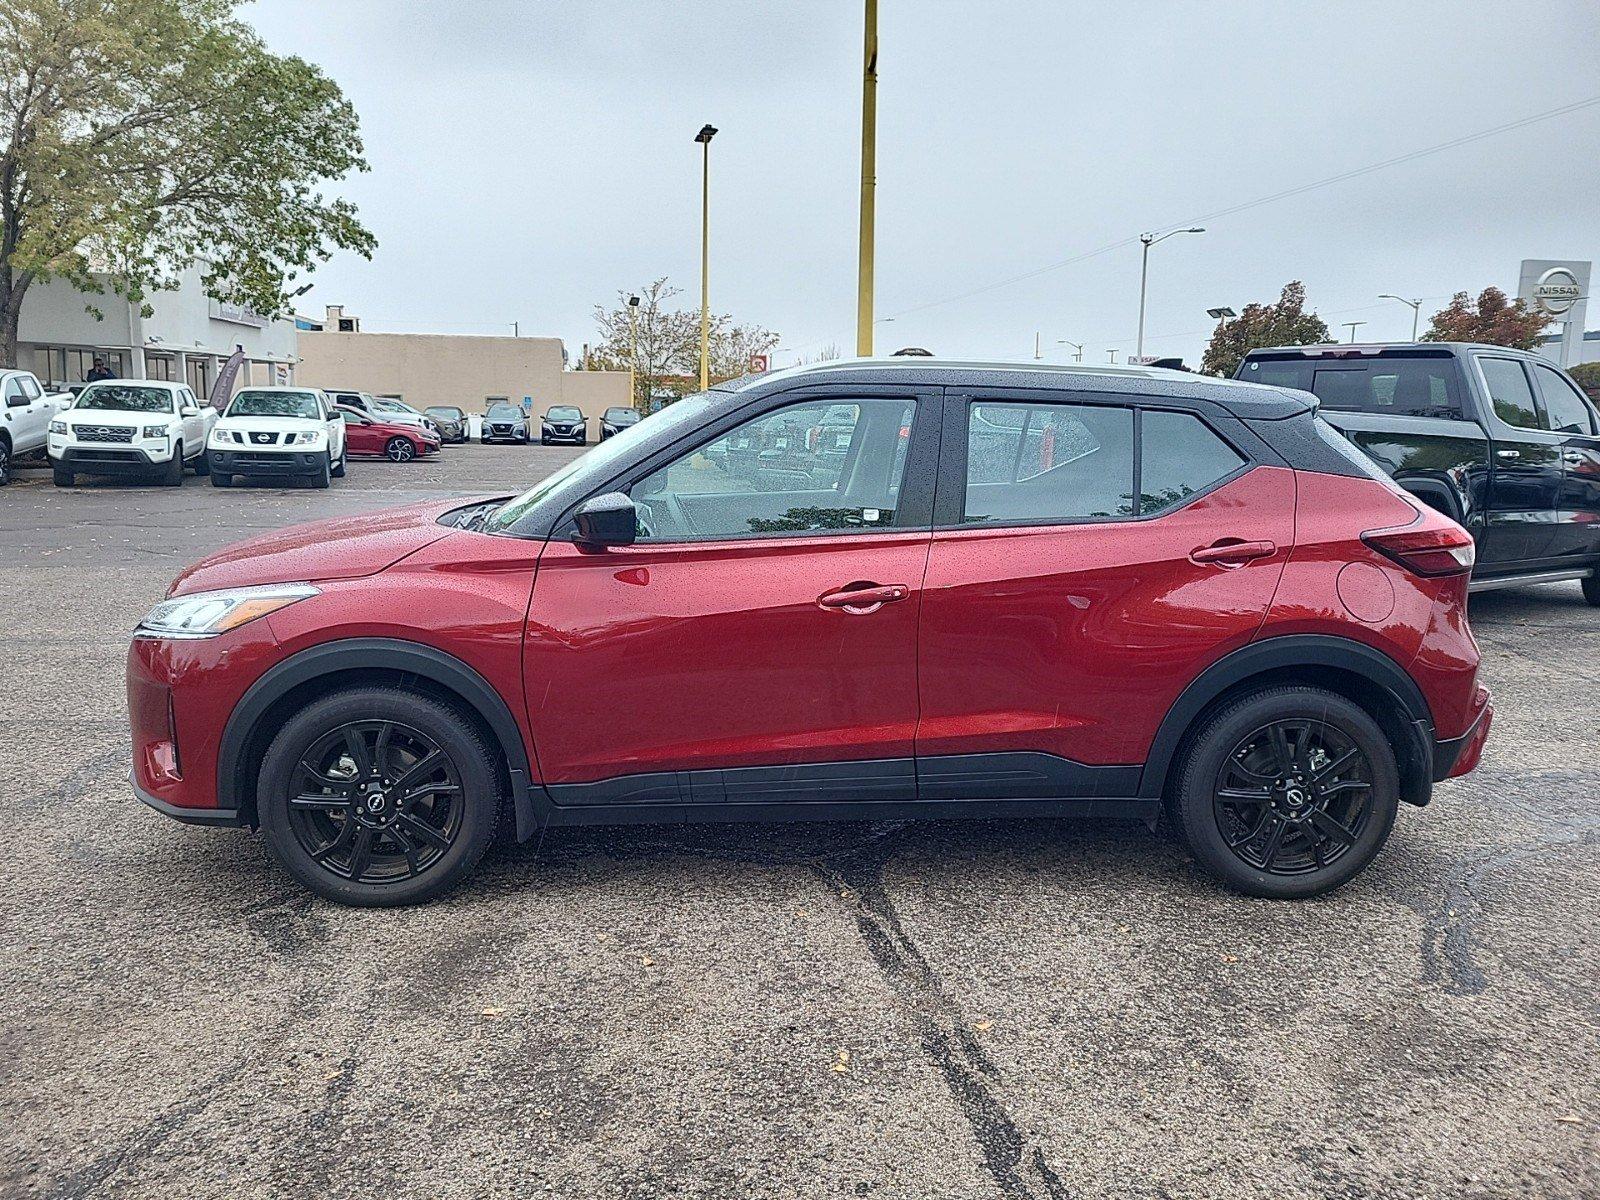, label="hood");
[168,497,463,596]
